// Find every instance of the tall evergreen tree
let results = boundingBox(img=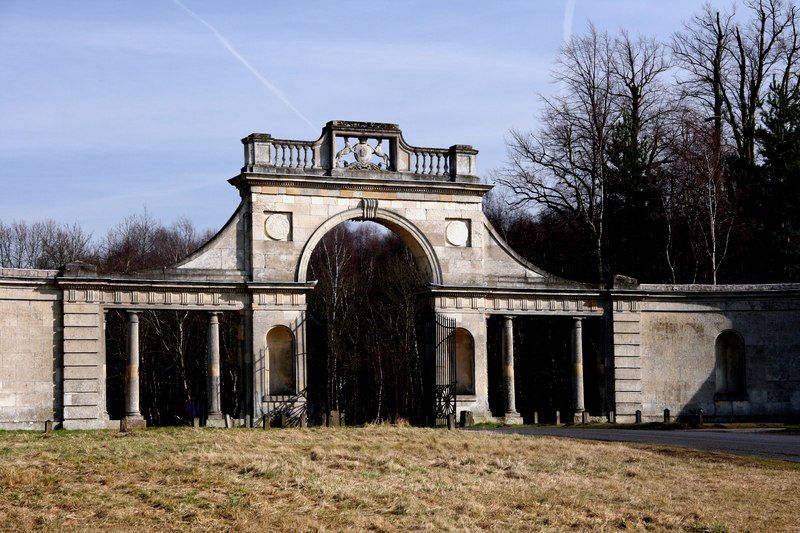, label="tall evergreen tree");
[754,80,800,280]
[604,109,666,281]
